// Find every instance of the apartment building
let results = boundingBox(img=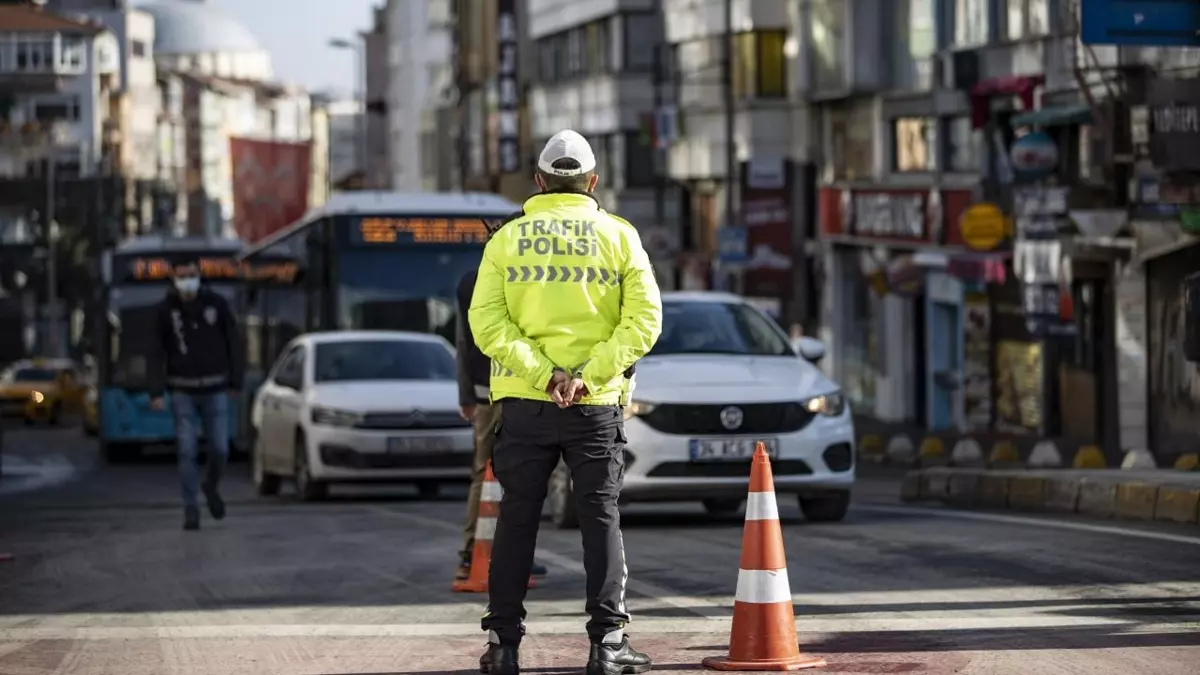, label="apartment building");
[528,0,681,263]
[362,4,390,188]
